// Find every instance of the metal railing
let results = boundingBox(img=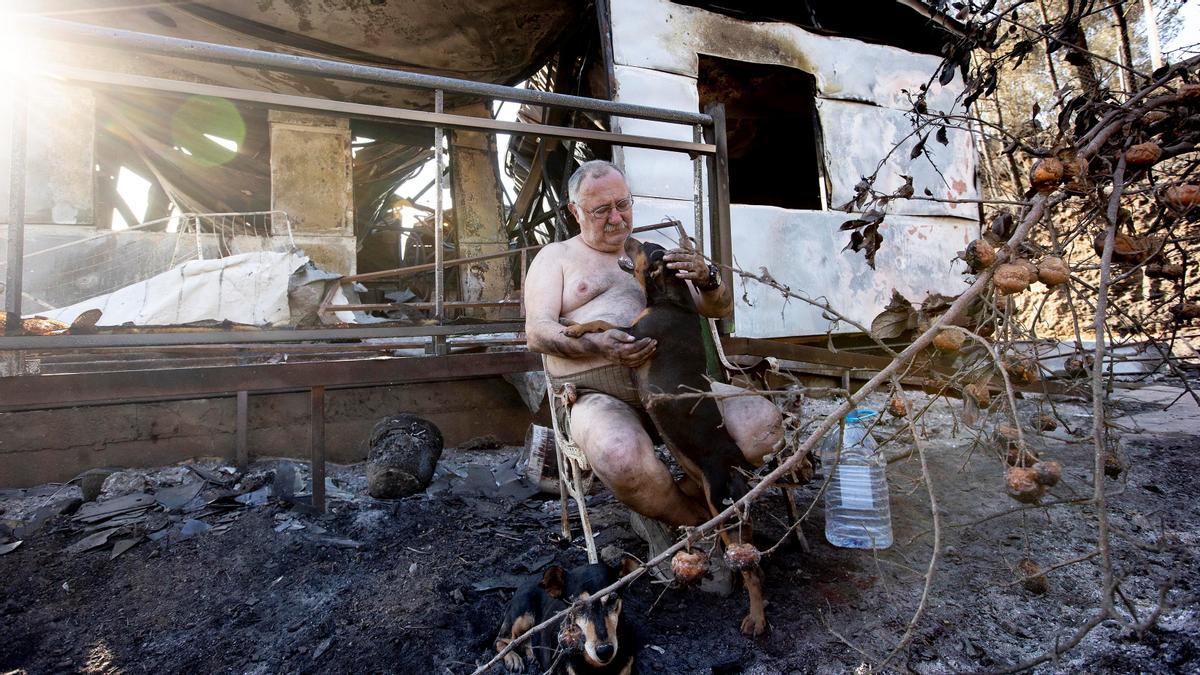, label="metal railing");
[3,17,732,351]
